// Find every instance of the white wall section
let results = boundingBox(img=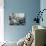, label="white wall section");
[0,0,4,42]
